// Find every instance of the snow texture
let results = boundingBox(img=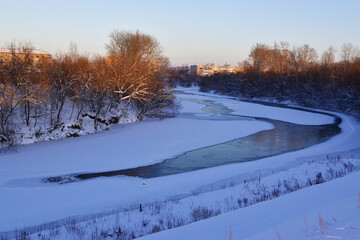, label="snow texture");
[0,87,359,240]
